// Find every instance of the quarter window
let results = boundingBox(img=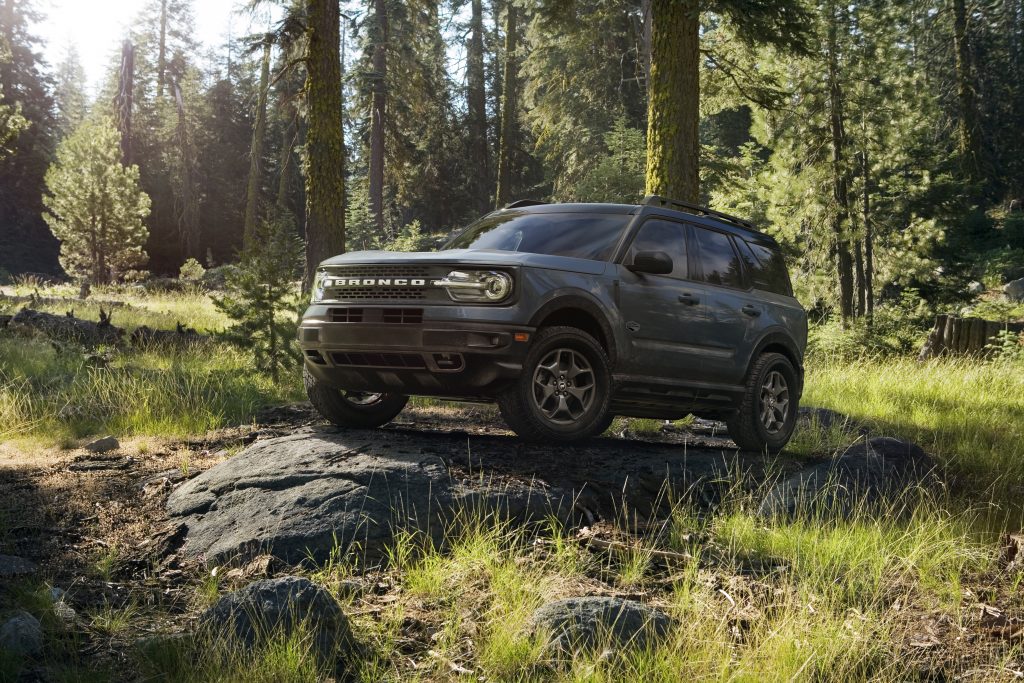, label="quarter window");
[694,228,744,288]
[627,219,688,279]
[740,239,793,296]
